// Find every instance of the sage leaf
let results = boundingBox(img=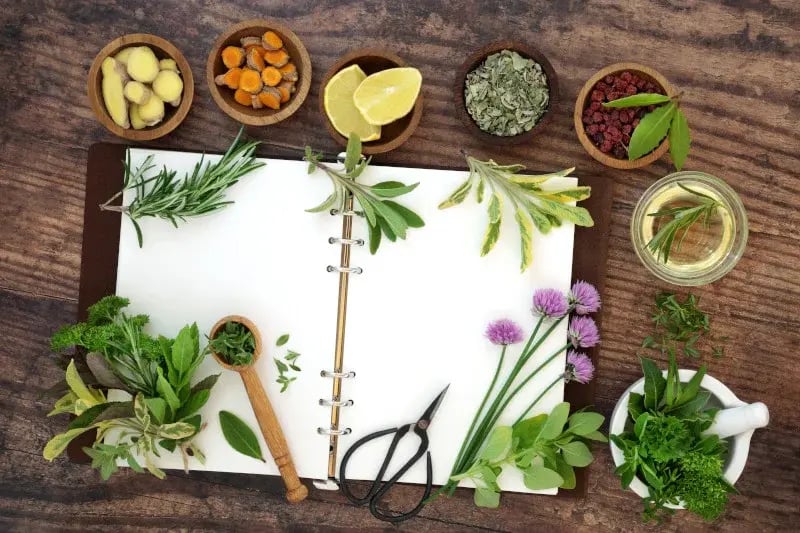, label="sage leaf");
[371,181,419,198]
[219,410,265,462]
[628,102,676,161]
[536,198,594,227]
[523,465,563,490]
[515,208,533,272]
[67,402,109,430]
[368,218,381,254]
[371,199,408,239]
[157,421,197,440]
[47,391,77,417]
[669,109,691,170]
[191,373,220,393]
[539,186,592,203]
[602,93,671,108]
[306,190,339,213]
[438,178,473,209]
[377,216,397,242]
[479,426,512,462]
[65,359,102,405]
[509,167,575,184]
[560,441,593,467]
[476,175,485,202]
[344,133,361,173]
[382,200,424,228]
[85,352,127,390]
[276,334,289,347]
[144,397,167,424]
[43,426,94,461]
[480,193,503,256]
[474,487,500,508]
[539,402,570,441]
[567,412,604,436]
